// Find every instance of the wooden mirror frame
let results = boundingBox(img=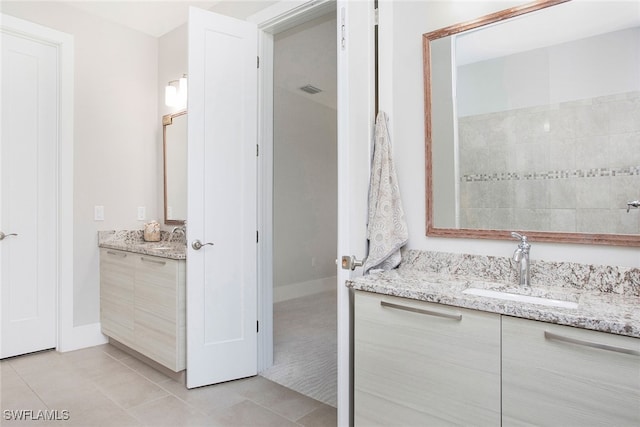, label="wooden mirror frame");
[423,0,640,247]
[163,110,187,226]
